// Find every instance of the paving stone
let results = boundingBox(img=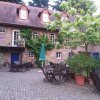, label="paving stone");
[0,67,99,100]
